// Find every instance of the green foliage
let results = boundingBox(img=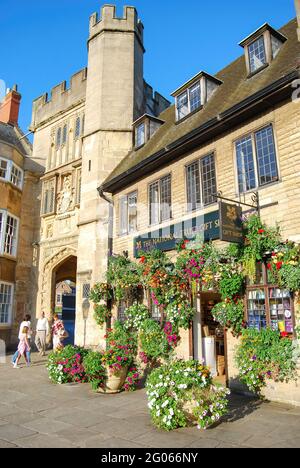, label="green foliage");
[47,345,88,385]
[123,303,151,331]
[107,255,142,302]
[83,352,106,391]
[139,319,171,361]
[235,328,299,394]
[219,271,244,300]
[212,299,245,336]
[165,302,196,330]
[146,360,230,431]
[93,304,112,327]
